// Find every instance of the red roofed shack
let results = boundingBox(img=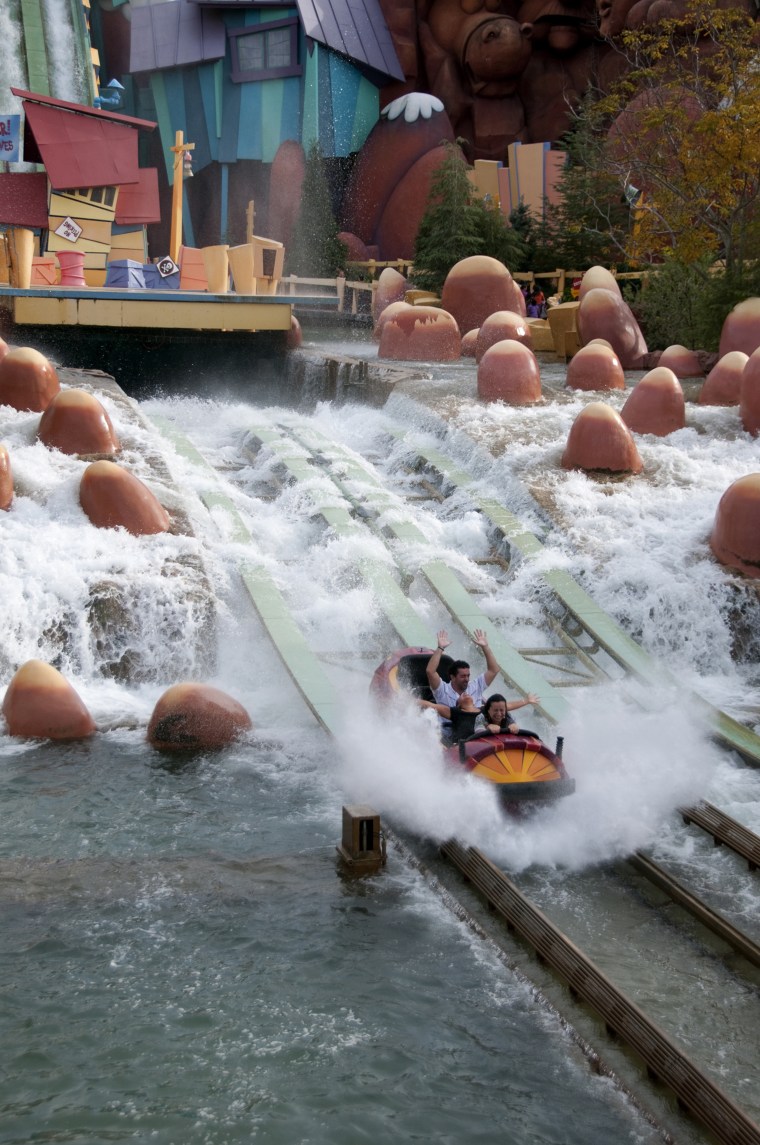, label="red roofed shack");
[1,89,158,287]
